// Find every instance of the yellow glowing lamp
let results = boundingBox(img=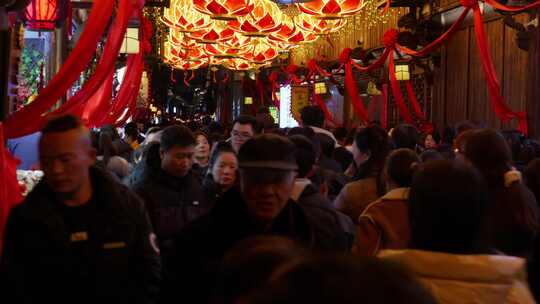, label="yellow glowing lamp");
[395,63,410,81]
[244,97,253,104]
[121,27,140,54]
[315,82,327,94]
